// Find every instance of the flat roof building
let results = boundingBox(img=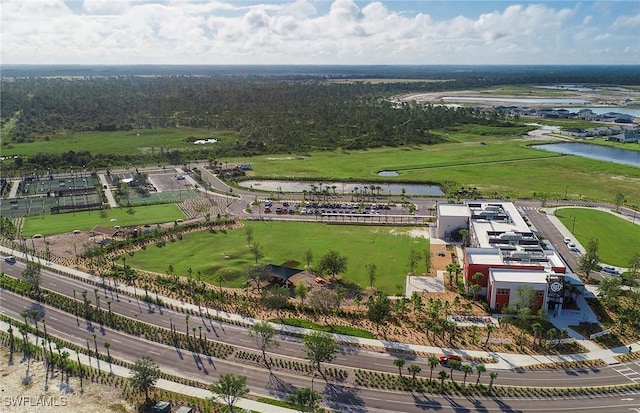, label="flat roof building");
[437,200,579,314]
